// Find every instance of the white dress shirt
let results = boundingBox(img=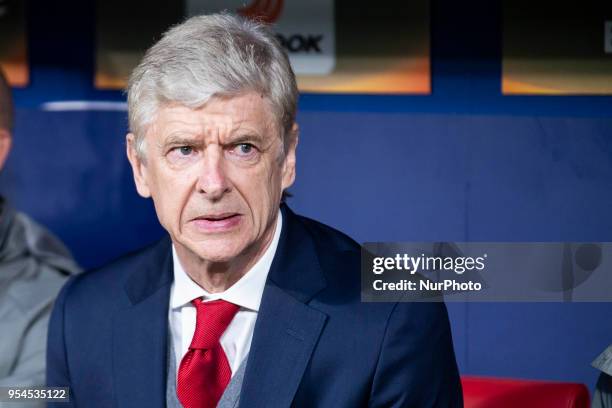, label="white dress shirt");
[168,211,282,377]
